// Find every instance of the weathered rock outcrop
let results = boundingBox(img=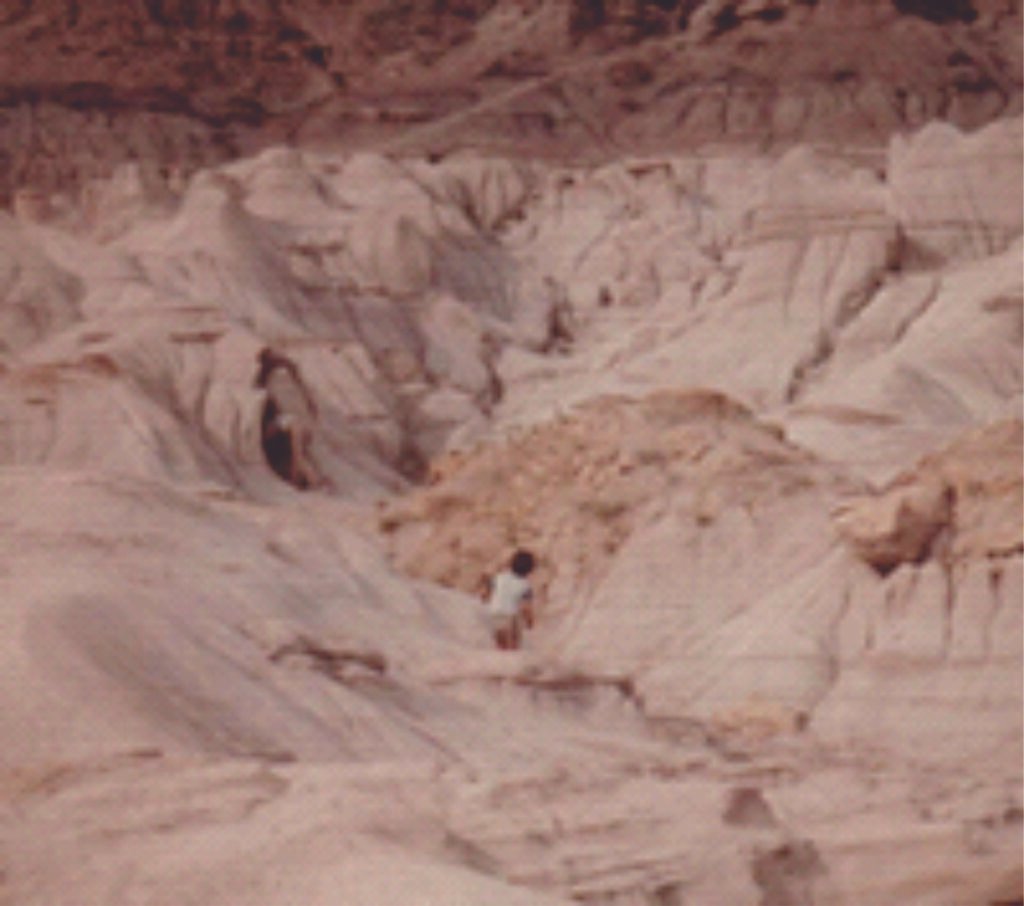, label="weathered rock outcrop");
[484,117,1022,485]
[834,475,954,573]
[0,149,553,492]
[0,0,1020,202]
[382,385,1021,764]
[890,116,1024,263]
